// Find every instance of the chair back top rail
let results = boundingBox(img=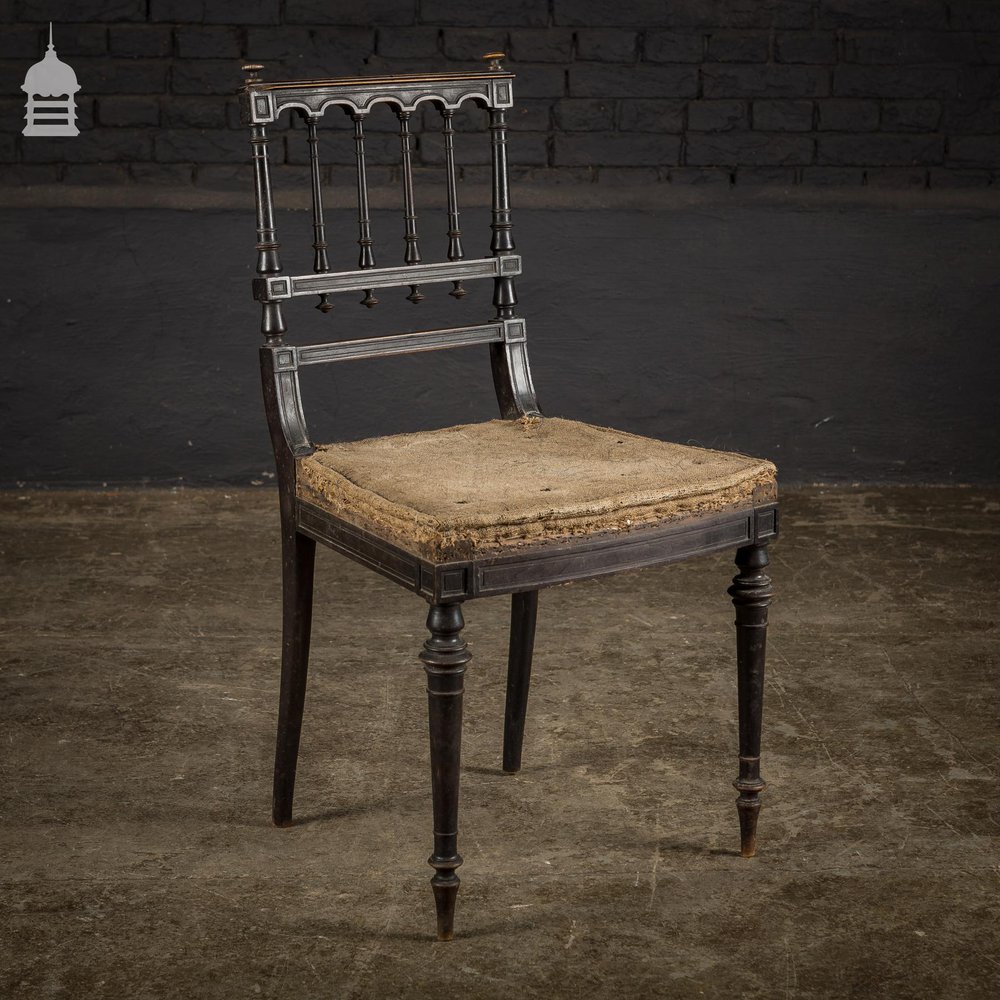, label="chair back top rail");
[269,318,526,370]
[254,256,522,303]
[242,69,514,124]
